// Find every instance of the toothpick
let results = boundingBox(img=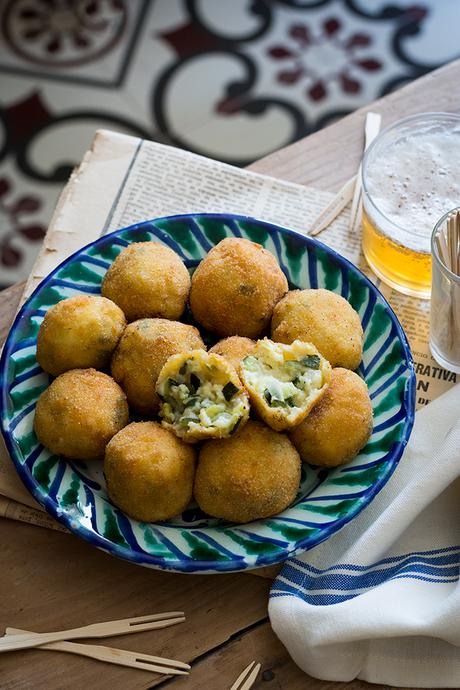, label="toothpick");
[308,174,356,236]
[438,225,450,268]
[455,212,460,276]
[448,214,456,272]
[435,235,446,267]
[348,111,382,234]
